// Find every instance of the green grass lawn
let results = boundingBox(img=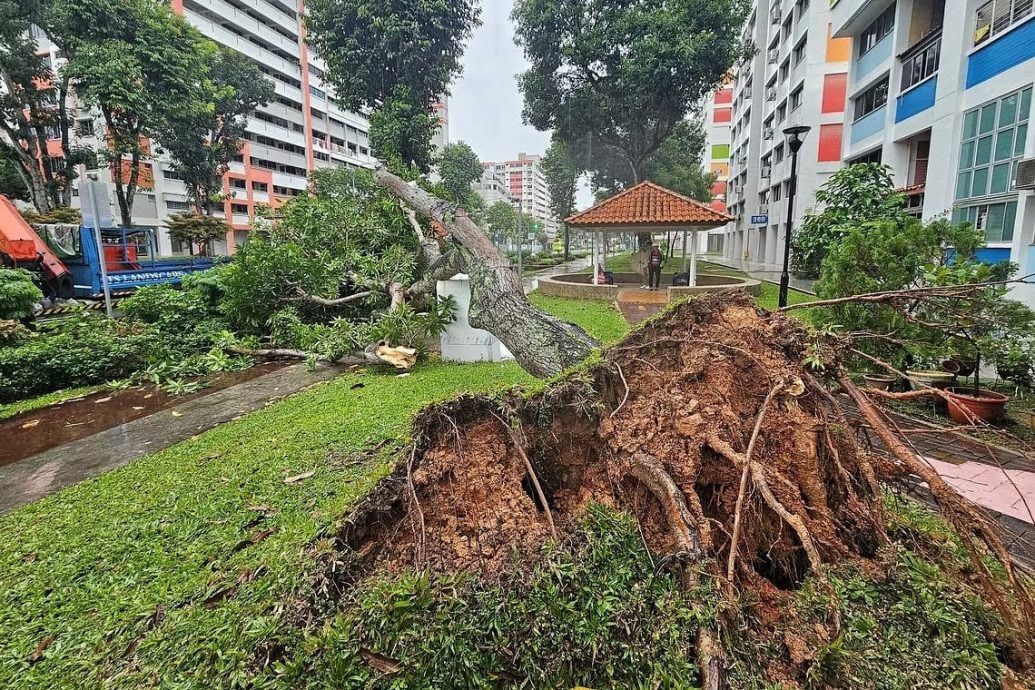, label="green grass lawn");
[755,281,818,311]
[528,292,630,344]
[0,384,107,421]
[0,360,535,689]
